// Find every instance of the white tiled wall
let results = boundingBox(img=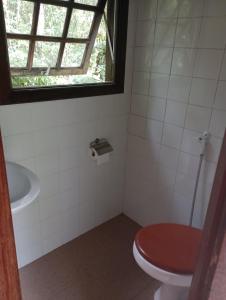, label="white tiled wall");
[124,0,226,228]
[0,0,136,268]
[0,95,129,267]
